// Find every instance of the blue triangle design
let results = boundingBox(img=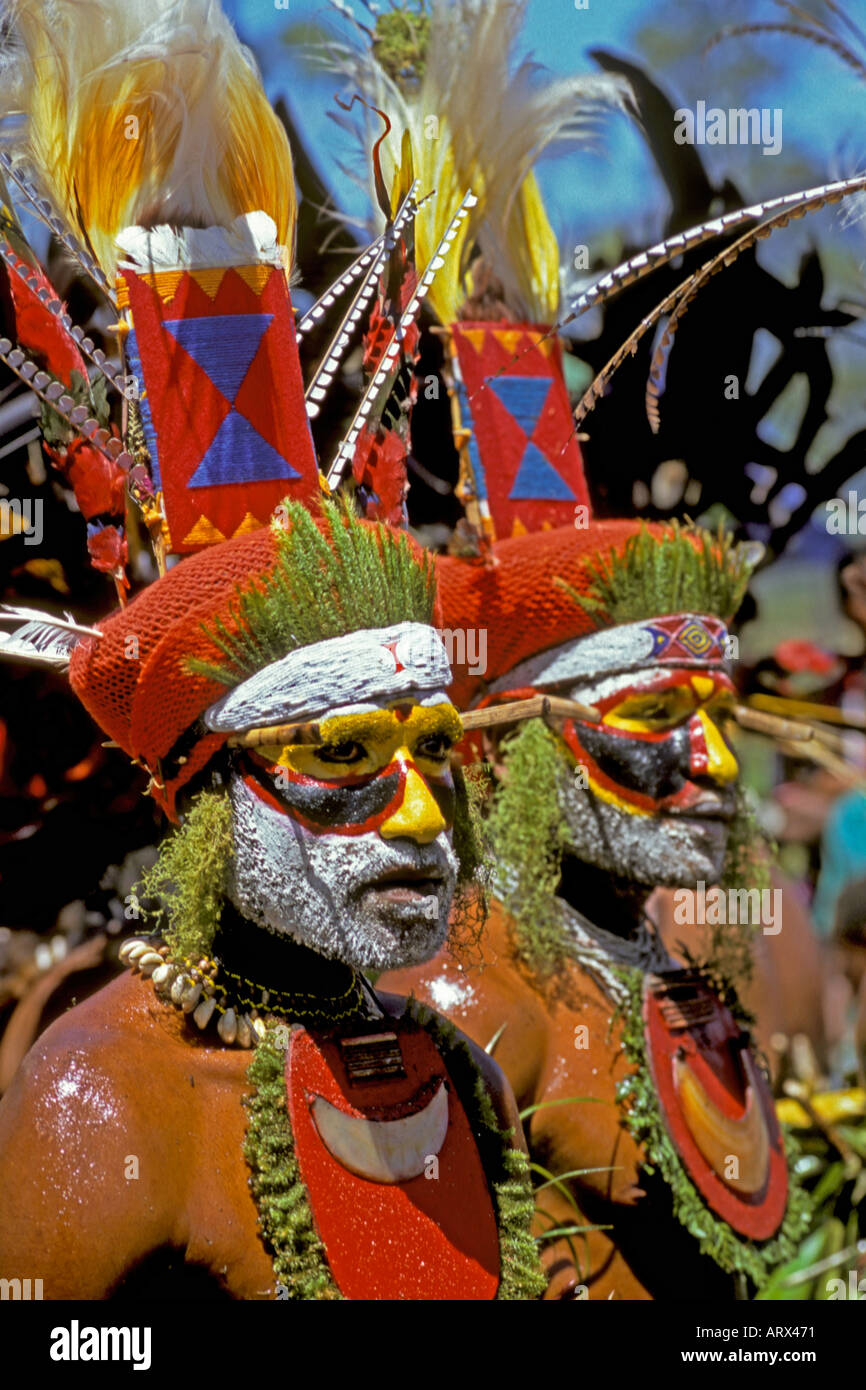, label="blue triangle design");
[486,376,552,435]
[188,410,301,489]
[163,313,273,404]
[509,441,577,501]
